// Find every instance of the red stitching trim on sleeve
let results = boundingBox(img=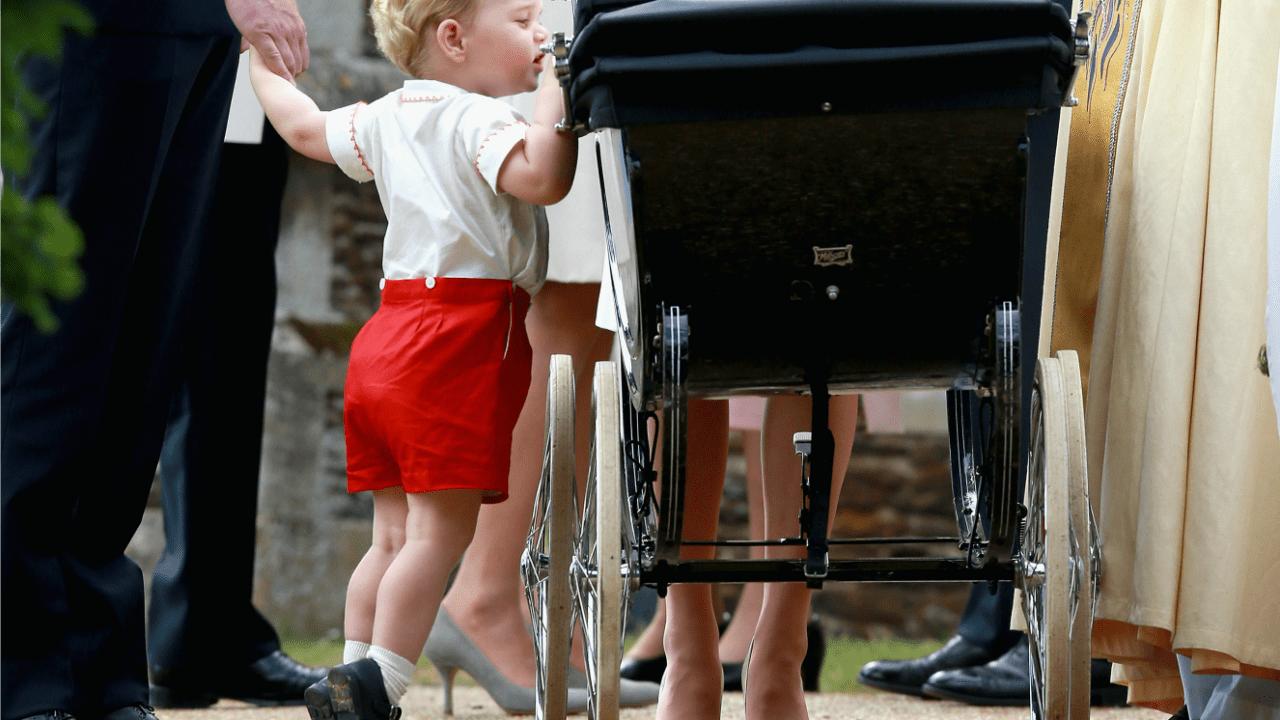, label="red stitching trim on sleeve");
[474,121,531,180]
[350,101,372,179]
[399,92,448,103]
